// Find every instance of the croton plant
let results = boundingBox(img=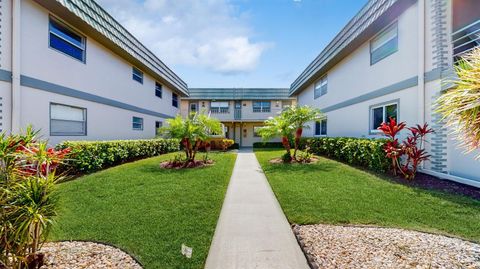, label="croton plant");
[378,118,433,180]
